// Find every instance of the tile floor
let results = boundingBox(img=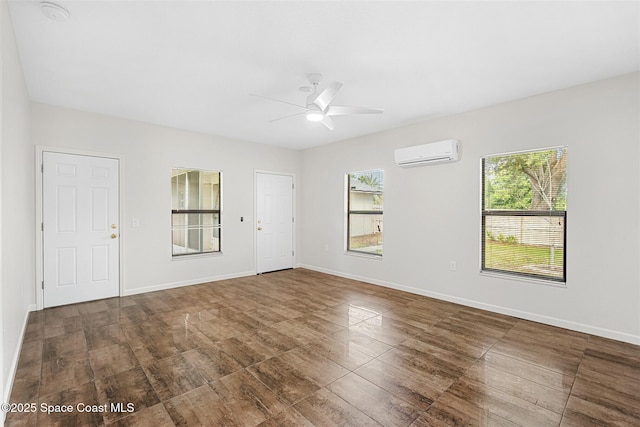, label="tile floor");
[5,268,640,426]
